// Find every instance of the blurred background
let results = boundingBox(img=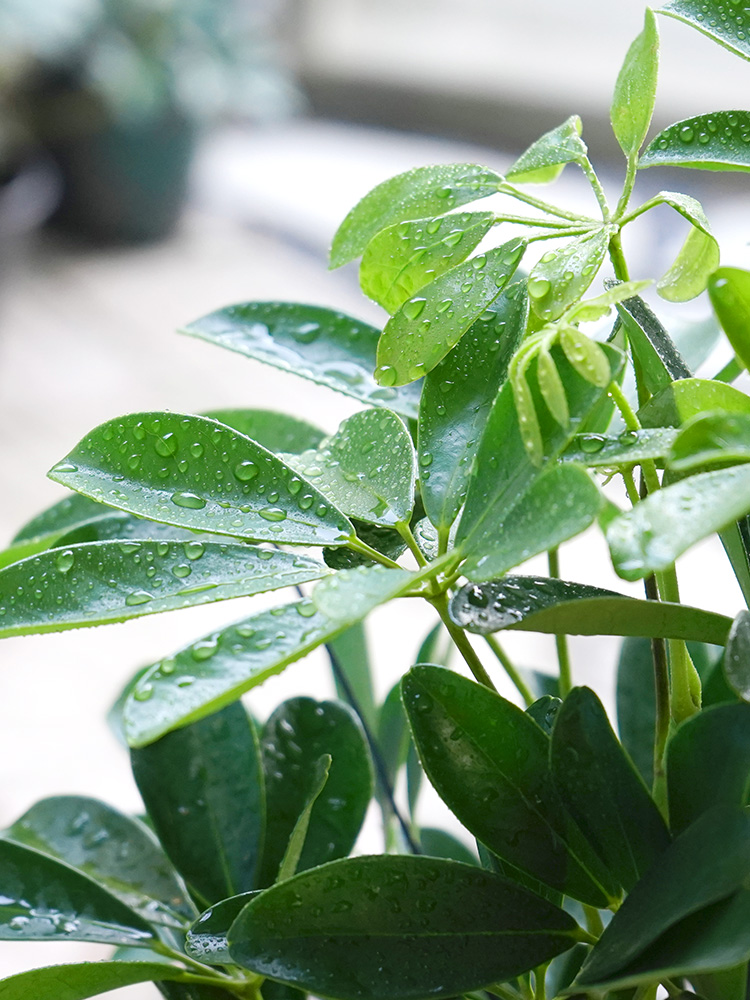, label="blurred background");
[1,0,749,994]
